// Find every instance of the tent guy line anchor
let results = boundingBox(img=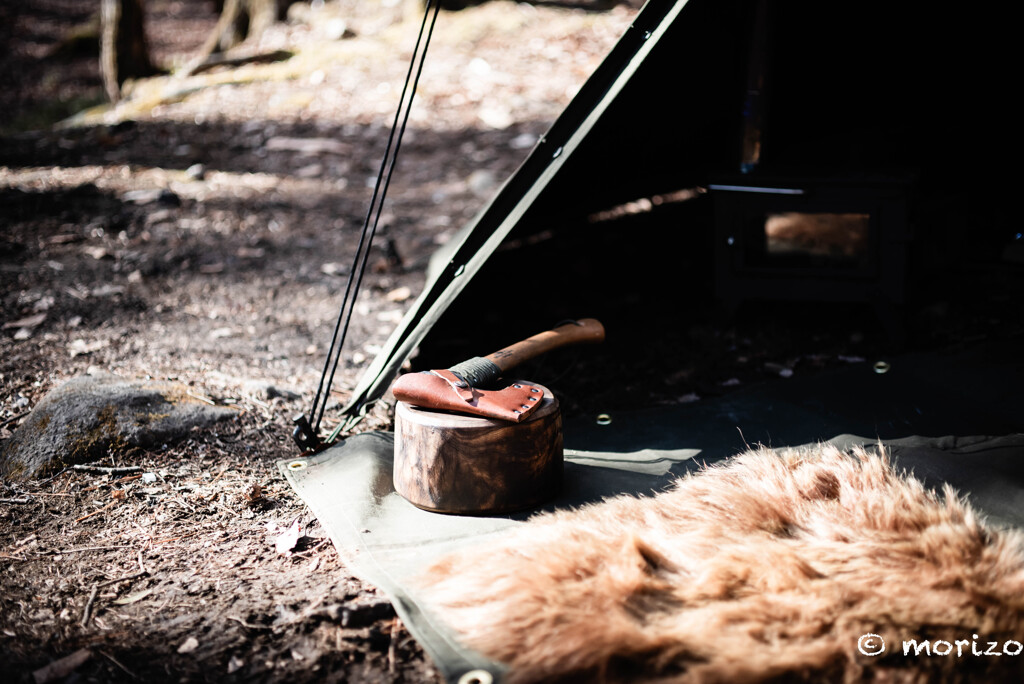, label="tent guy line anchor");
[292,0,443,453]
